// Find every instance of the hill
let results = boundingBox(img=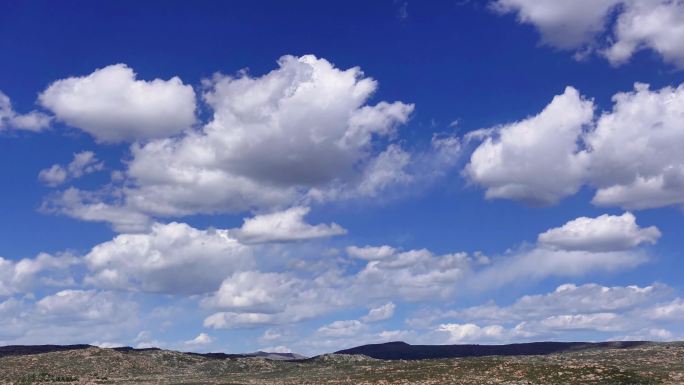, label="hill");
[334,340,647,360]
